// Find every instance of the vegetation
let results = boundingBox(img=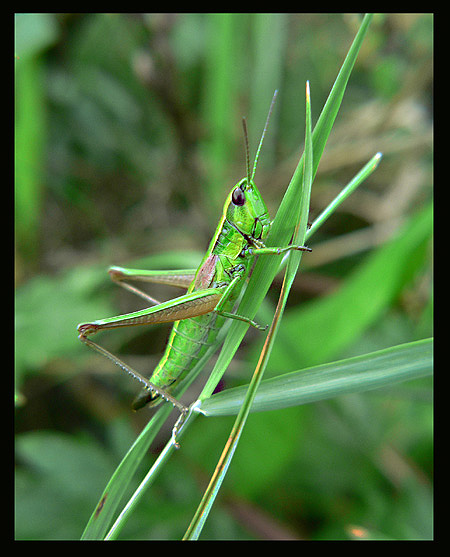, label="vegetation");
[15,14,432,540]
